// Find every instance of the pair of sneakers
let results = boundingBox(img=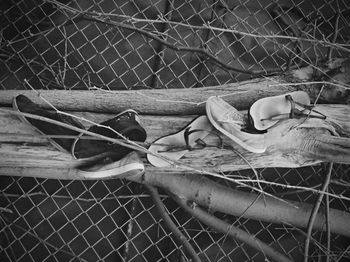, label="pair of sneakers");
[147,91,326,167]
[13,95,147,179]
